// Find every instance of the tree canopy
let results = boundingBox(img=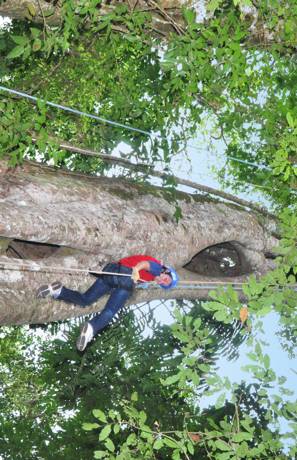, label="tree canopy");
[0,0,297,459]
